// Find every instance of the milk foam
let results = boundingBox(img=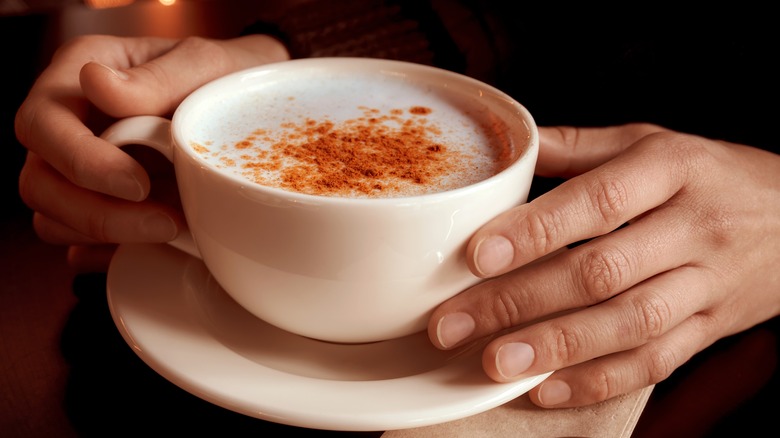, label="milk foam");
[184,71,519,197]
